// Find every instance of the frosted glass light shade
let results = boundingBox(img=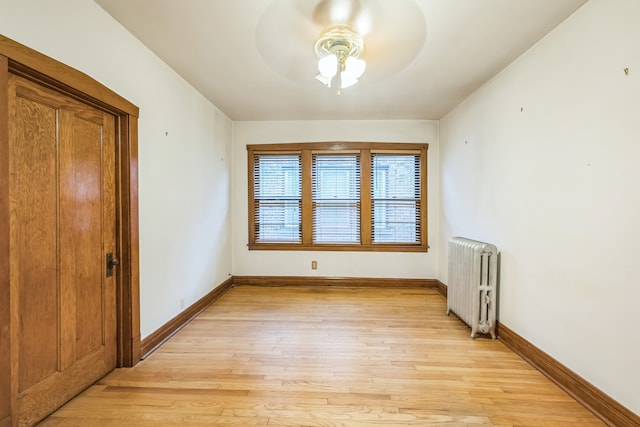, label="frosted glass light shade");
[315,73,331,86]
[340,73,358,88]
[318,54,338,78]
[345,56,366,79]
[341,56,366,88]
